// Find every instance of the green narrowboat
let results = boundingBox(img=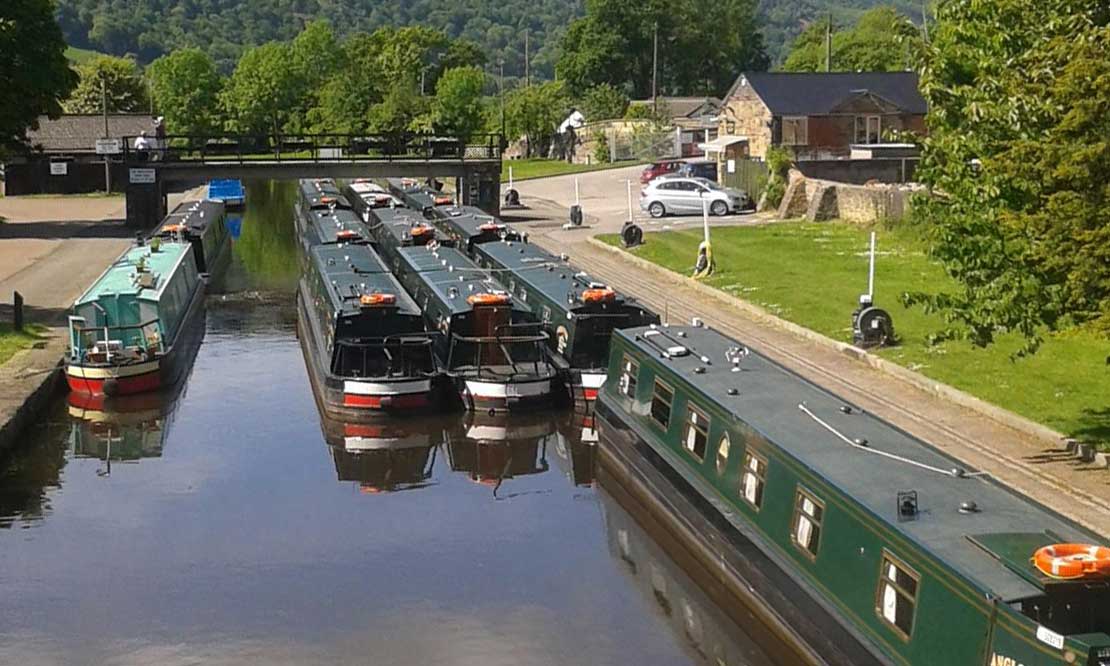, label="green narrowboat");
[552,409,599,488]
[596,322,1110,666]
[66,239,205,397]
[151,199,230,277]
